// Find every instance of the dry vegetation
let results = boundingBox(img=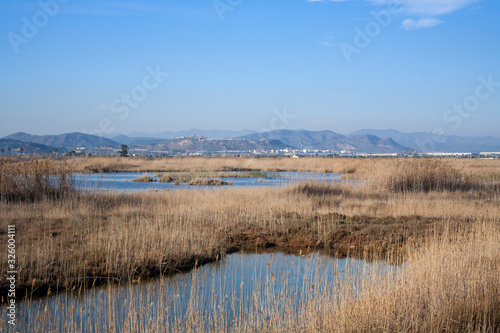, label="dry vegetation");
[0,157,498,332]
[132,173,234,185]
[131,174,154,182]
[0,159,74,202]
[188,178,232,186]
